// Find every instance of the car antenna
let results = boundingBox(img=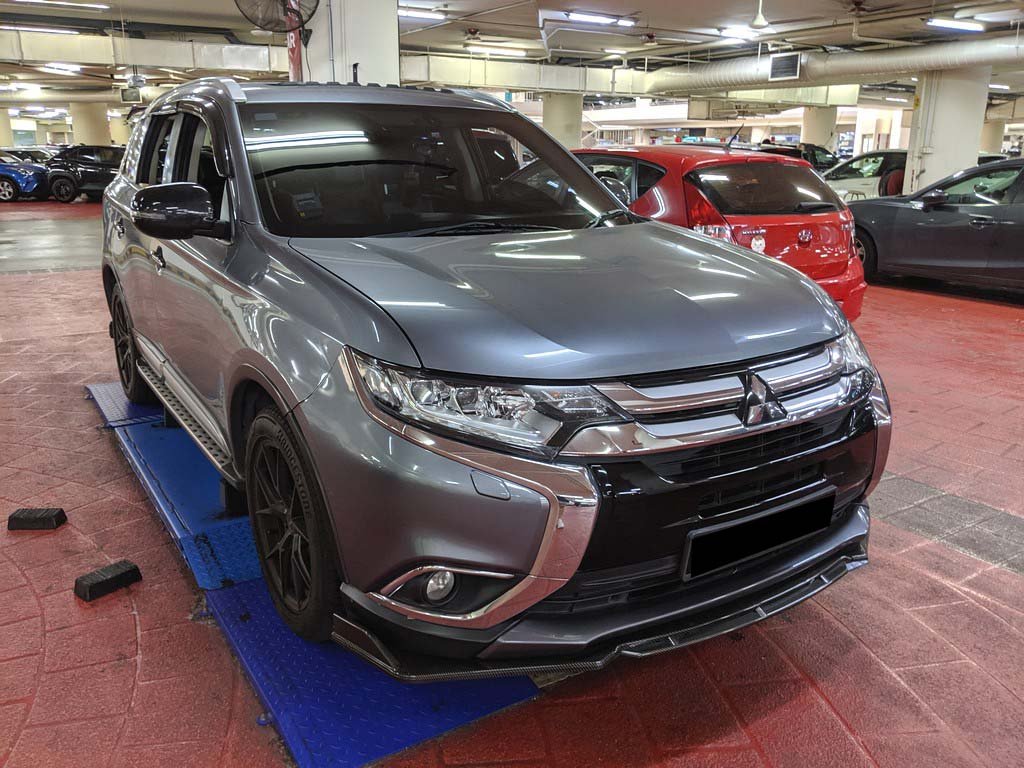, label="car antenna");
[727,123,744,148]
